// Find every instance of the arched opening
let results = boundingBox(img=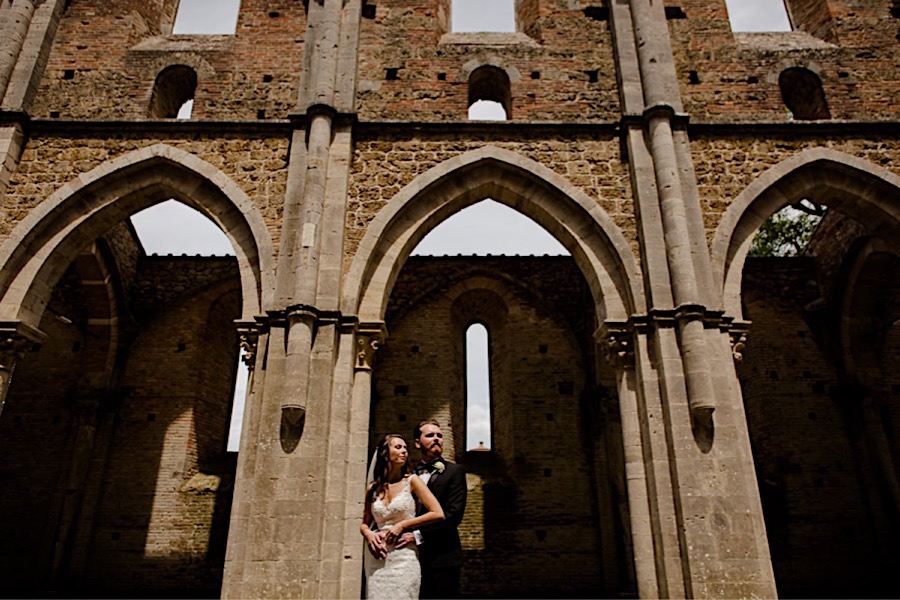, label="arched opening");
[465,322,491,451]
[719,152,900,597]
[779,67,831,120]
[468,66,511,120]
[130,200,250,452]
[0,147,271,597]
[148,65,197,119]
[357,148,641,597]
